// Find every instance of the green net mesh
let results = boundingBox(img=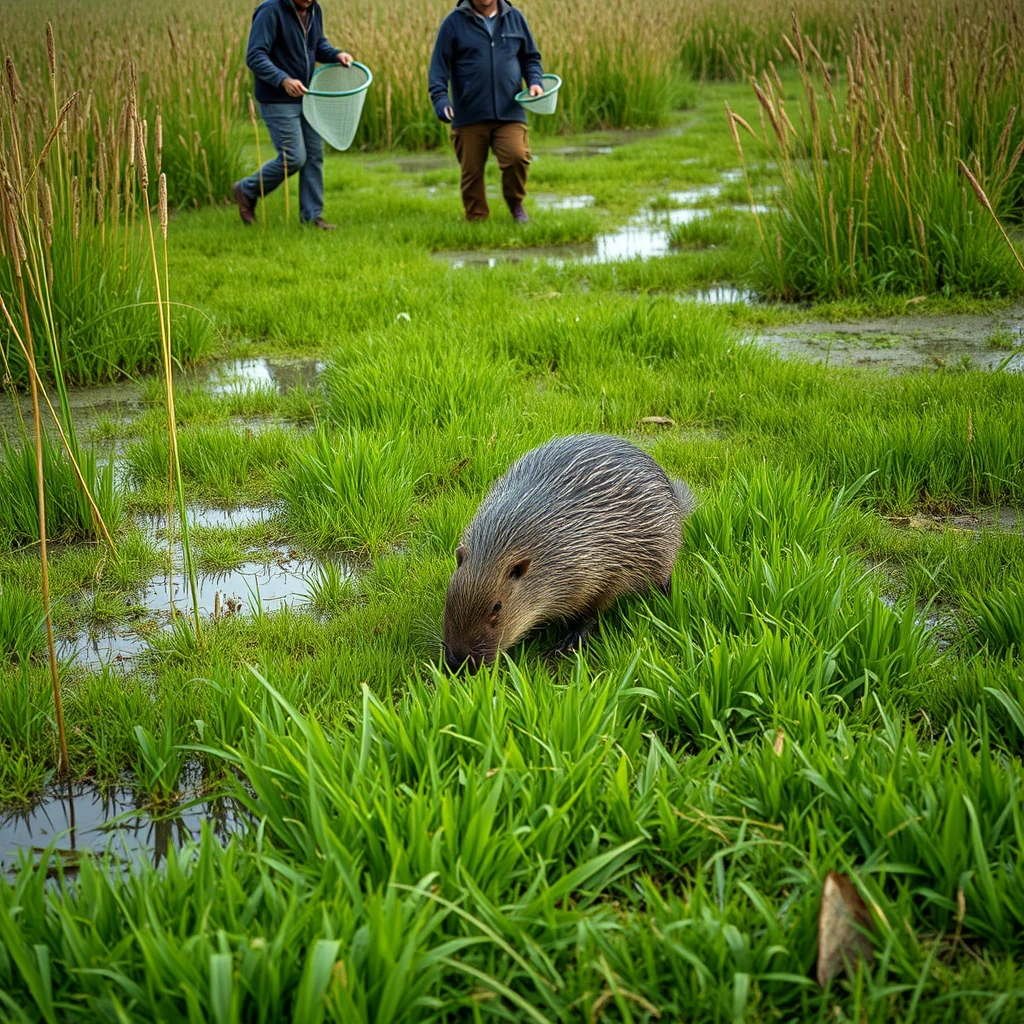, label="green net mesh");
[515,74,562,116]
[302,63,372,151]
